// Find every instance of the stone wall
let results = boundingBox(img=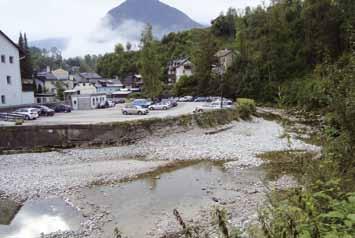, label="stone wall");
[0,109,238,153]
